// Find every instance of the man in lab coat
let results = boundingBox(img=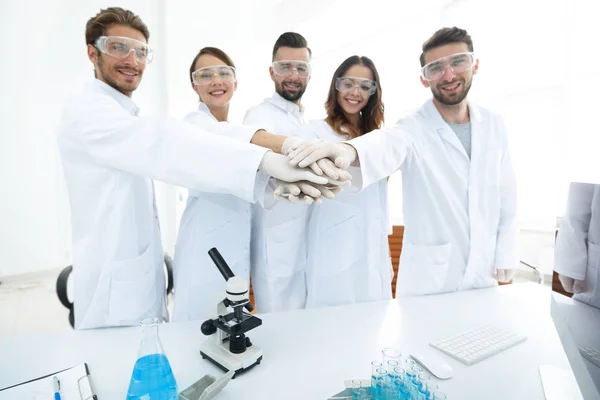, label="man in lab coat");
[57,8,338,329]
[243,32,314,312]
[290,27,519,296]
[554,182,600,310]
